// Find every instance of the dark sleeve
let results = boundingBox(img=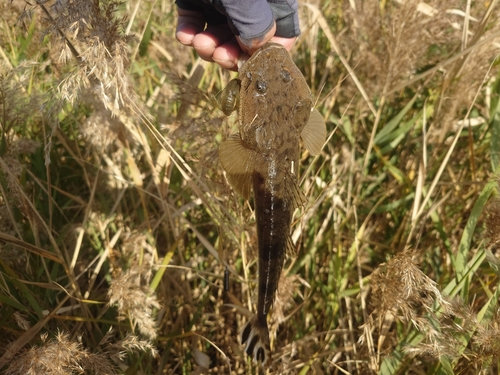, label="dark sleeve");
[268,0,301,38]
[219,0,300,40]
[176,0,300,41]
[176,0,228,26]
